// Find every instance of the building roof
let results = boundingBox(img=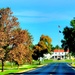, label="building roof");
[54,49,69,52]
